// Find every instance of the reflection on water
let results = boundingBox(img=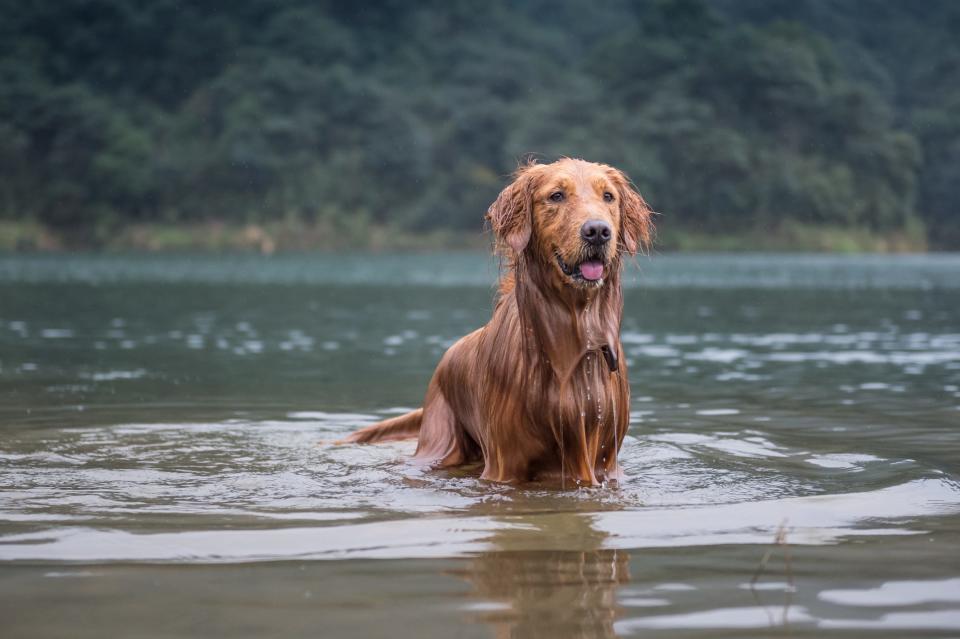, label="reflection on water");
[1,253,959,637]
[462,516,628,639]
